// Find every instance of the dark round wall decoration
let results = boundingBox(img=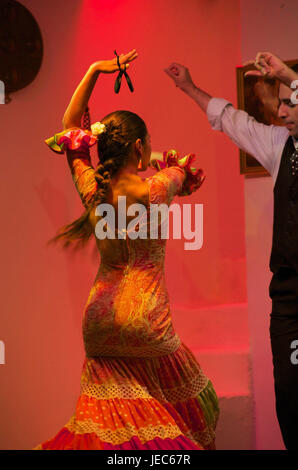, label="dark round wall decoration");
[0,0,43,102]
